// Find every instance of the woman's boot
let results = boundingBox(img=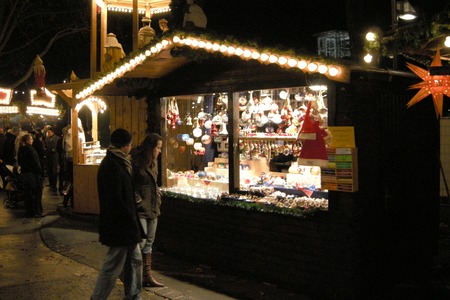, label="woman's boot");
[143,253,164,287]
